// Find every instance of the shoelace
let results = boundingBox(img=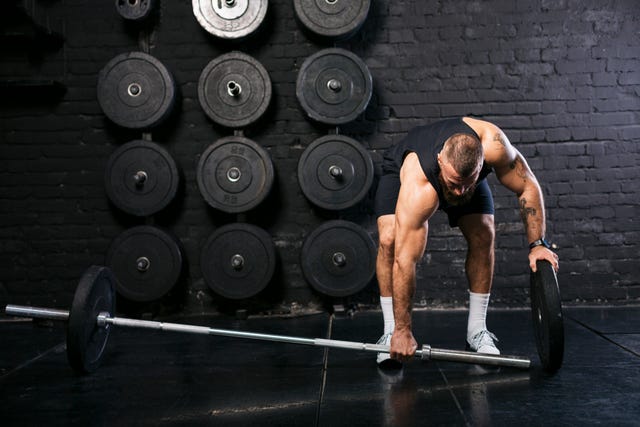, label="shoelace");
[470,330,499,349]
[376,333,392,345]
